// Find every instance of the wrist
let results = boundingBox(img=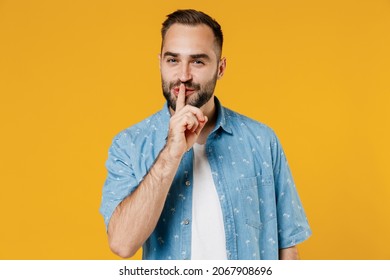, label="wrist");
[160,143,184,166]
[163,137,187,161]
